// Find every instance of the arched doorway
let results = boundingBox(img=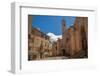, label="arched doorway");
[62,49,66,56]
